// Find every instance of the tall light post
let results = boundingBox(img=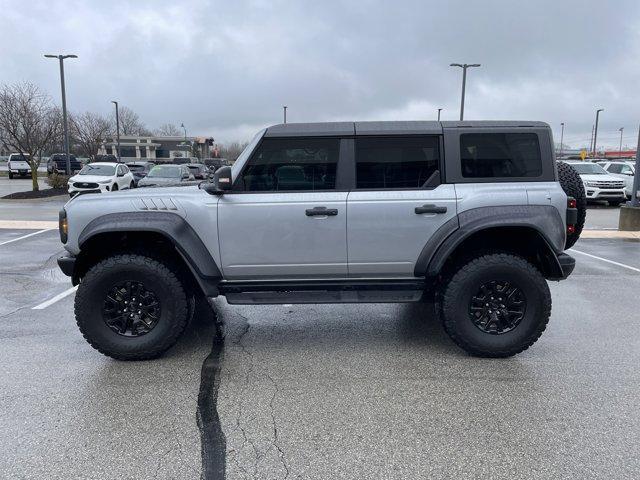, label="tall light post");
[619,127,624,153]
[283,106,287,124]
[593,108,604,157]
[111,101,121,162]
[44,54,77,175]
[437,108,442,121]
[180,123,189,157]
[559,122,565,159]
[450,63,481,121]
[631,125,640,207]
